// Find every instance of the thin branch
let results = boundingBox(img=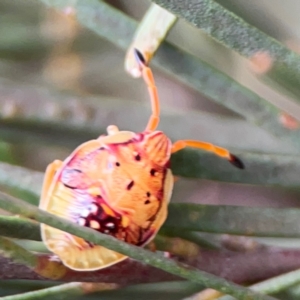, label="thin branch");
[0,192,276,300]
[39,0,300,151]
